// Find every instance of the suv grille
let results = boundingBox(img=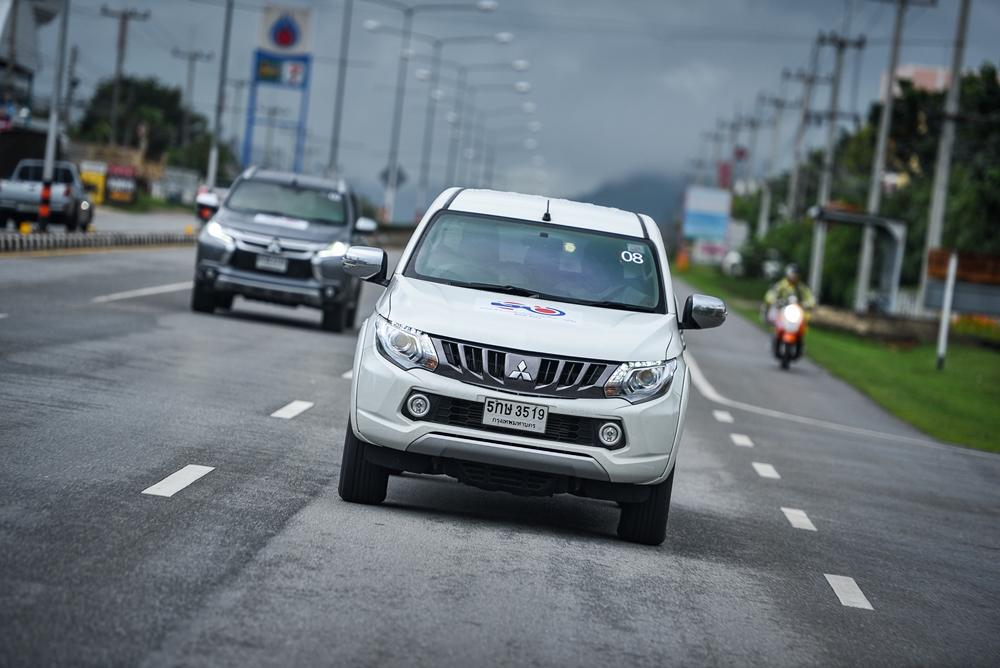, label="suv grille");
[231,249,314,279]
[429,336,617,399]
[411,393,624,449]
